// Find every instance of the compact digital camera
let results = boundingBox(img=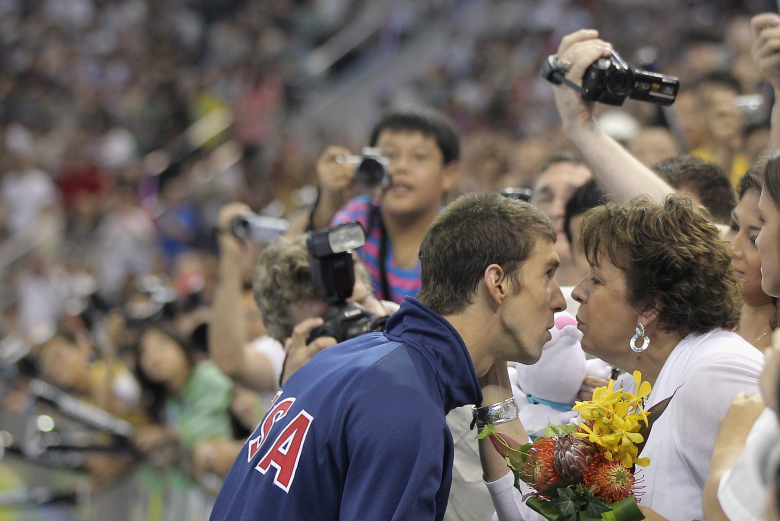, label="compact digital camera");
[230,213,289,243]
[336,147,391,188]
